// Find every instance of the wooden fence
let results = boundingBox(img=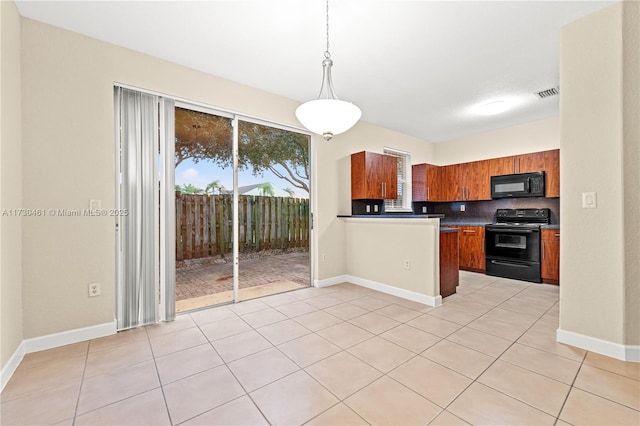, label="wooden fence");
[176,193,310,261]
